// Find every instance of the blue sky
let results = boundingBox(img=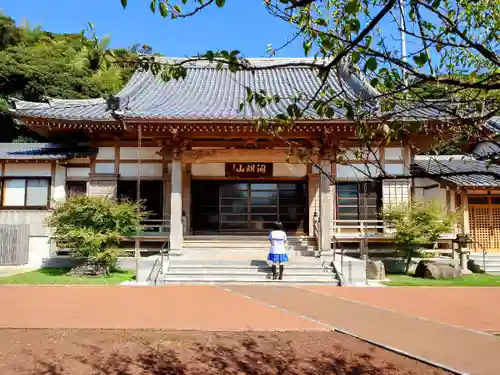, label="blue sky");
[1,0,305,57]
